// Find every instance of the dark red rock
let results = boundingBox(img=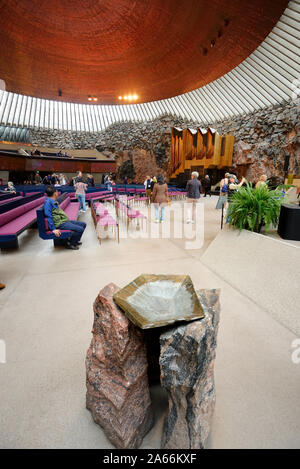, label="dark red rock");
[85,283,153,449]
